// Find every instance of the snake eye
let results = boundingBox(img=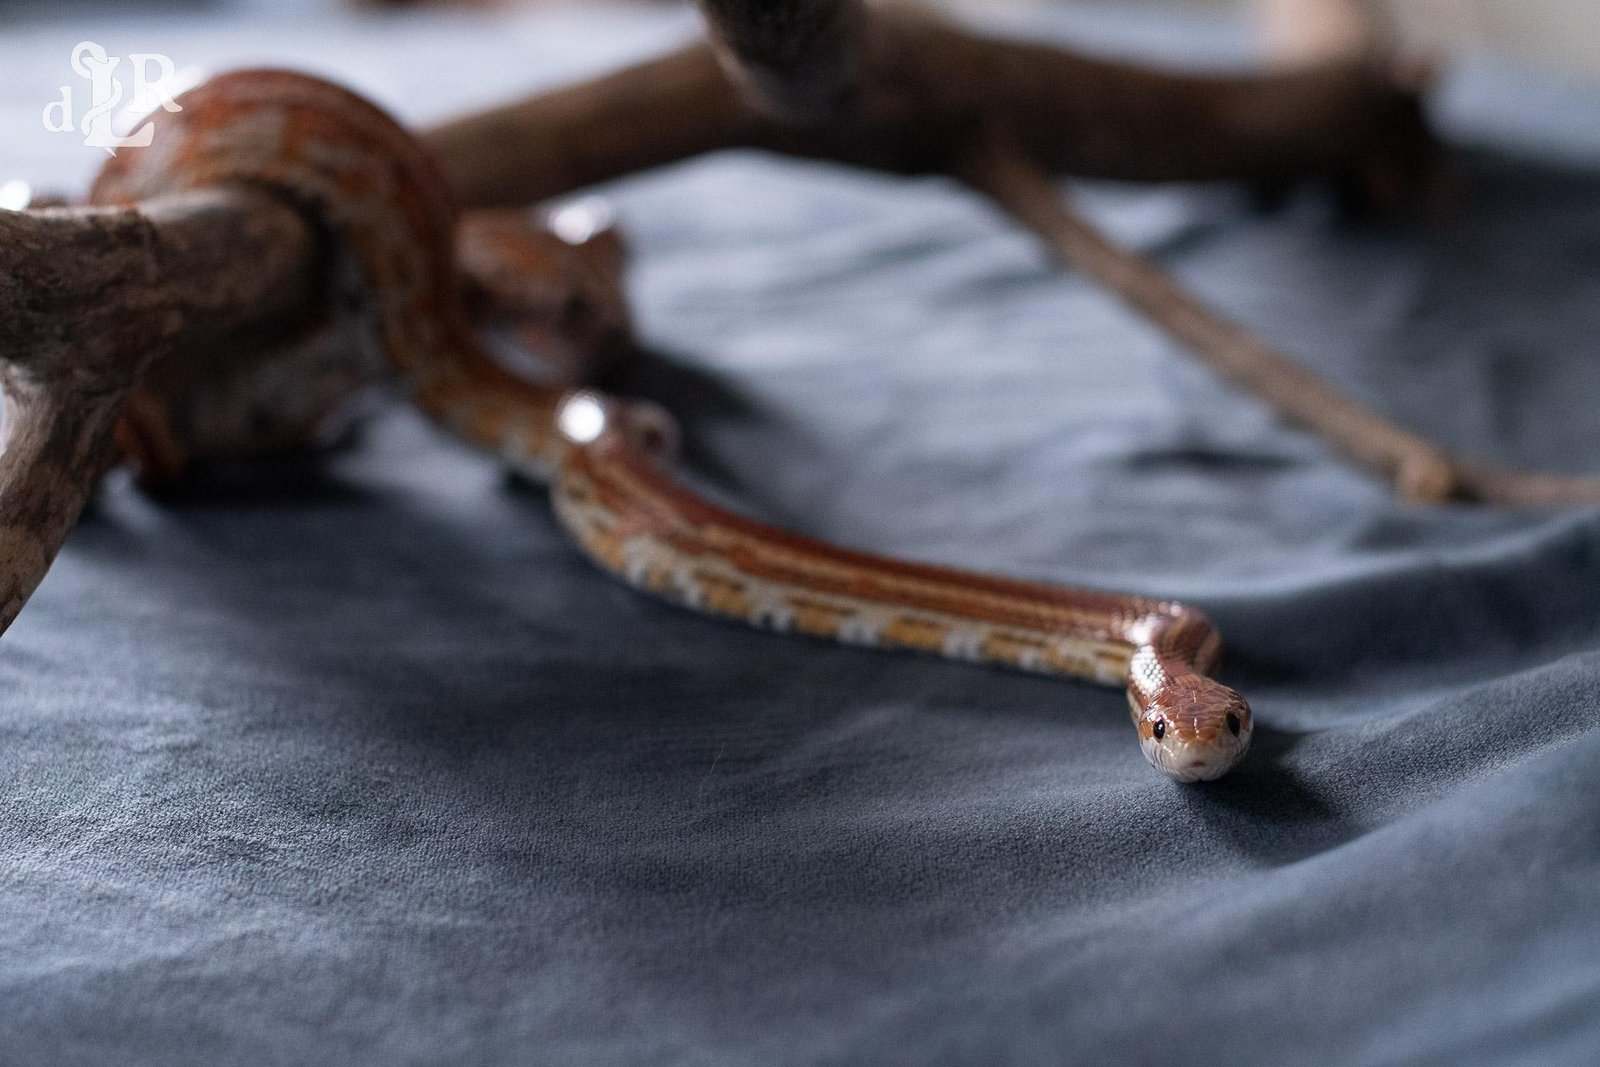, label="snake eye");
[1151,720,1166,741]
[1226,713,1242,737]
